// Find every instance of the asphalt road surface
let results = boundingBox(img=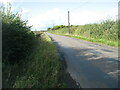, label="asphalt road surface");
[47,33,119,88]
